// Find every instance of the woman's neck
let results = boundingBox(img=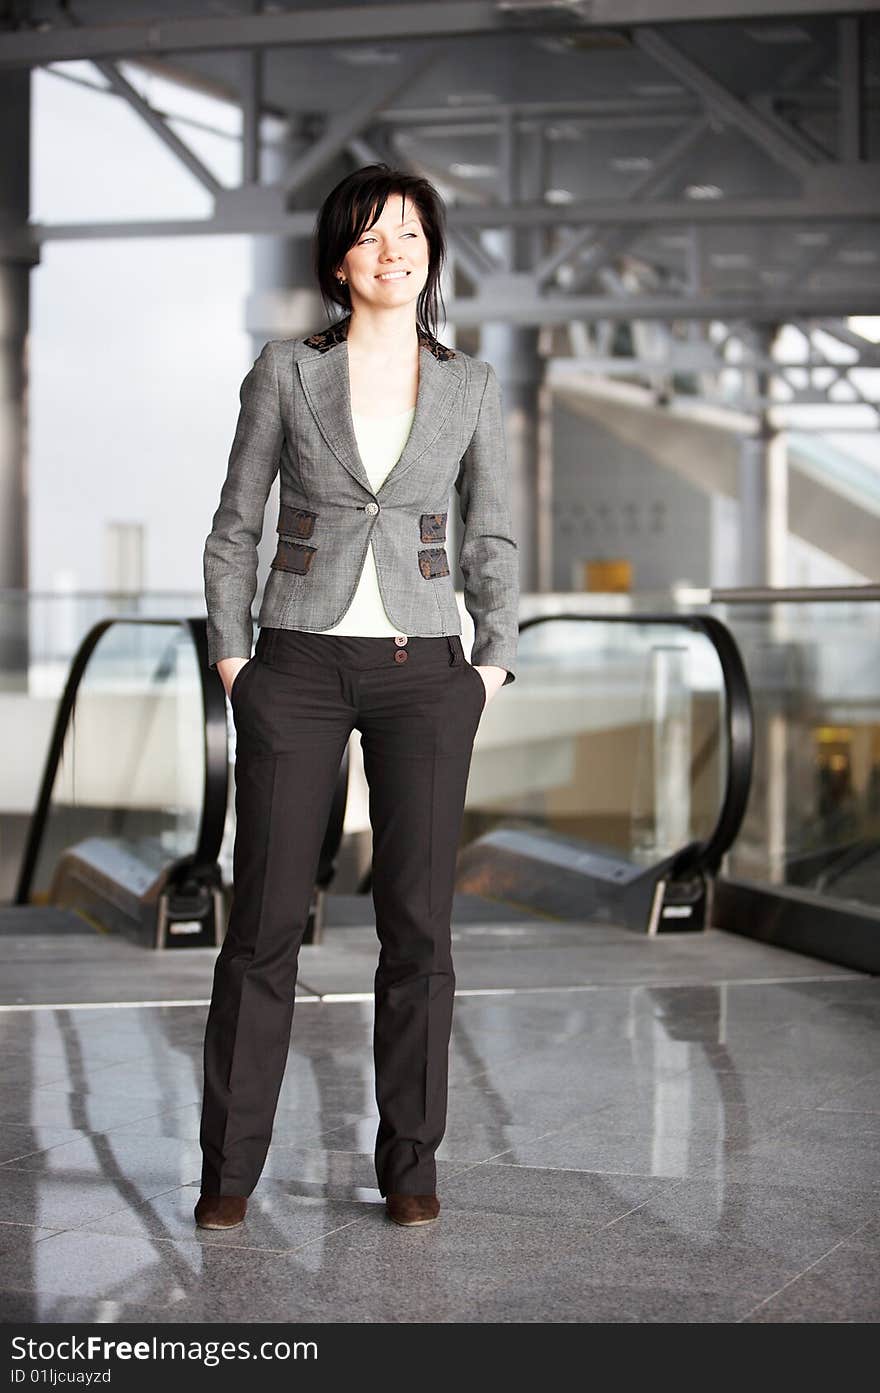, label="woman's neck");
[345,307,420,364]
